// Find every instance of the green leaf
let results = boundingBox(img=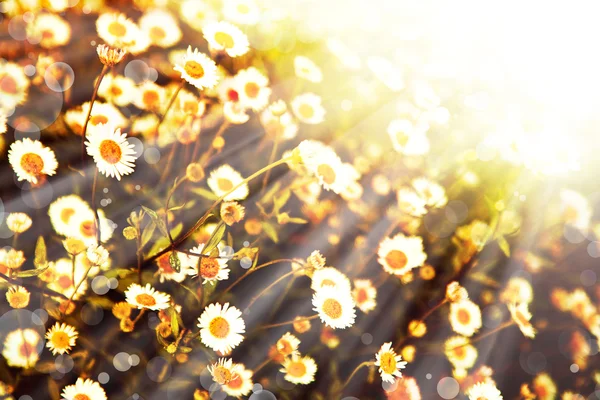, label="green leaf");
[262,221,279,243]
[15,263,50,278]
[104,268,135,279]
[141,222,157,248]
[168,307,179,337]
[191,187,218,201]
[34,236,47,269]
[203,222,226,255]
[168,202,187,212]
[142,206,169,237]
[273,190,291,214]
[170,223,183,240]
[178,282,200,304]
[147,236,171,259]
[497,236,511,257]
[178,346,193,353]
[169,251,181,273]
[288,217,308,224]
